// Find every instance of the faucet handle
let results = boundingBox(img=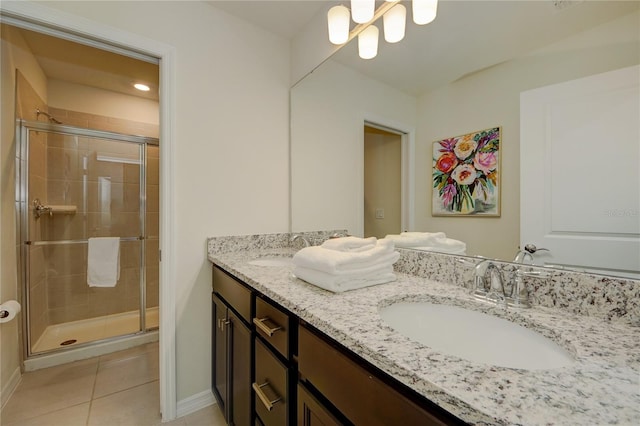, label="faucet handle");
[290,234,311,248]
